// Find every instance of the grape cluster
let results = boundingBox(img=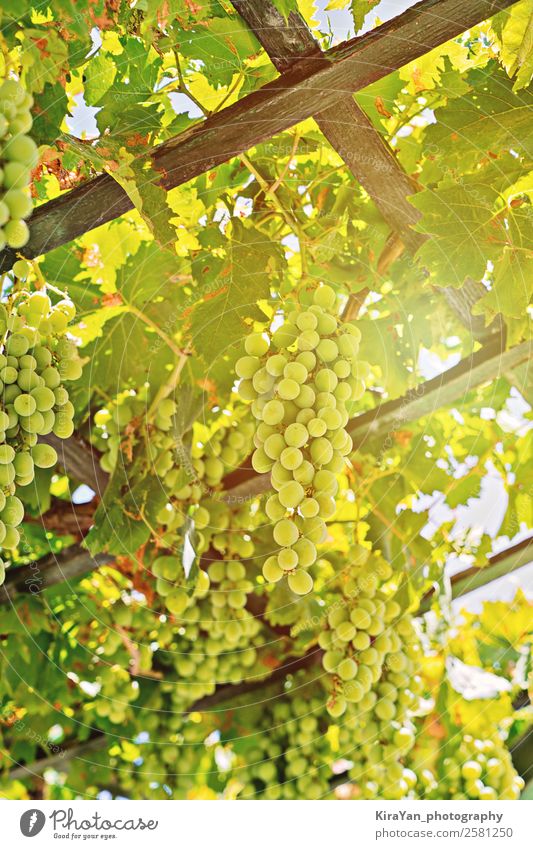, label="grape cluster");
[151,552,210,616]
[206,558,258,645]
[166,599,265,704]
[319,546,422,719]
[148,549,265,703]
[434,734,524,800]
[317,546,425,799]
[339,686,422,799]
[93,664,139,725]
[236,284,367,595]
[0,288,82,580]
[232,675,332,799]
[0,79,37,250]
[95,395,255,556]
